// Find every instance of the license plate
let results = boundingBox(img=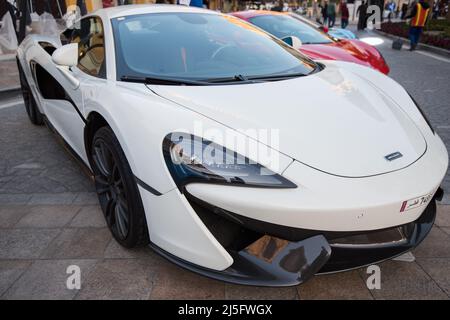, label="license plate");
[400,192,434,212]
